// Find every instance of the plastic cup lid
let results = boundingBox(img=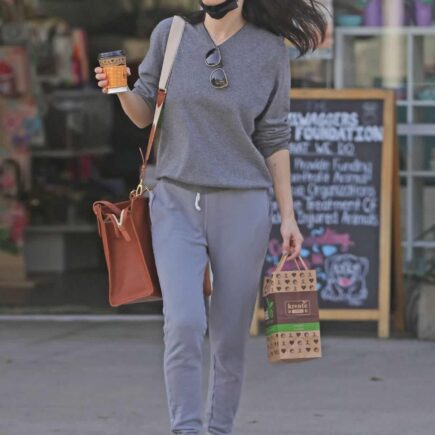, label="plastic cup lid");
[98,50,126,60]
